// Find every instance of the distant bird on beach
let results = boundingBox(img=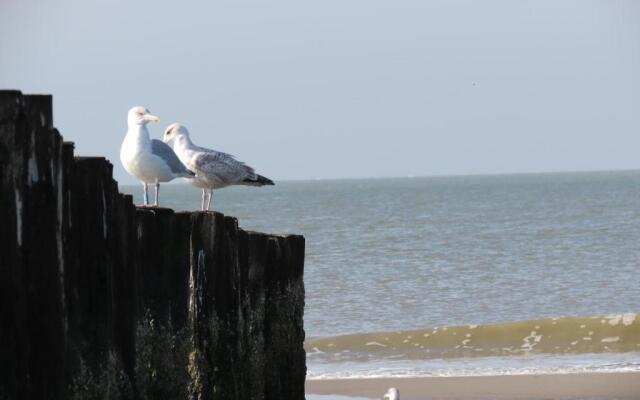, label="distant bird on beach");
[120,106,195,206]
[383,387,399,400]
[163,123,274,211]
